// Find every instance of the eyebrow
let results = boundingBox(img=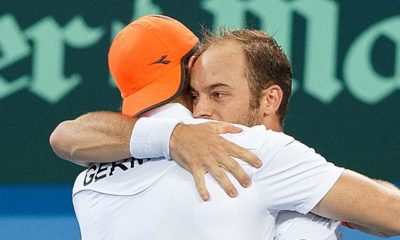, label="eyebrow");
[190,83,232,93]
